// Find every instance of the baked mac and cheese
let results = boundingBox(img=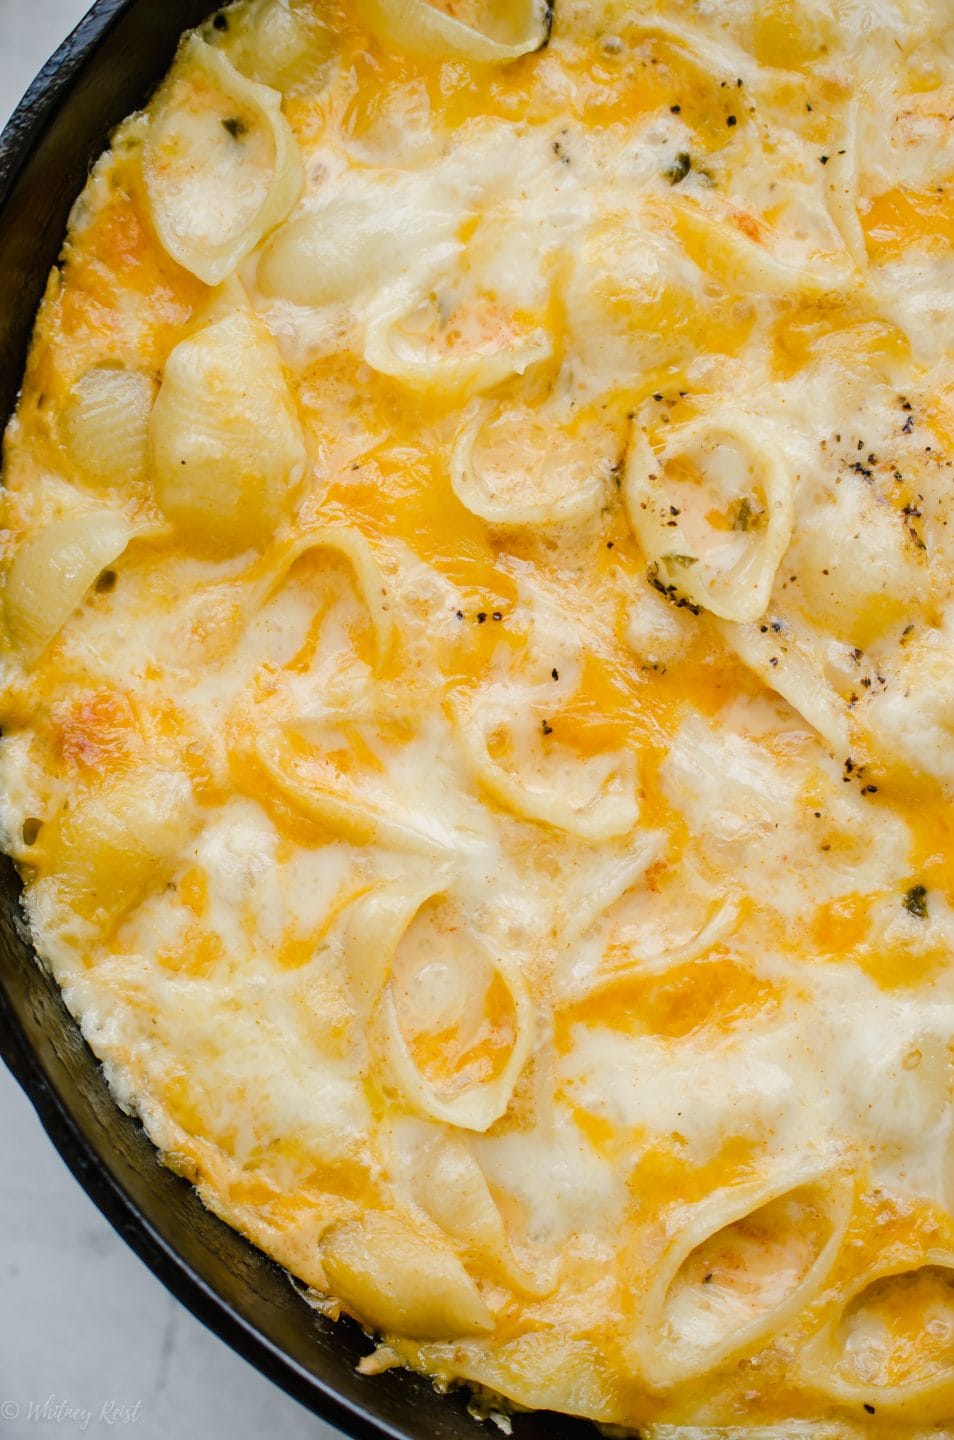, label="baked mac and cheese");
[3,0,954,1433]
